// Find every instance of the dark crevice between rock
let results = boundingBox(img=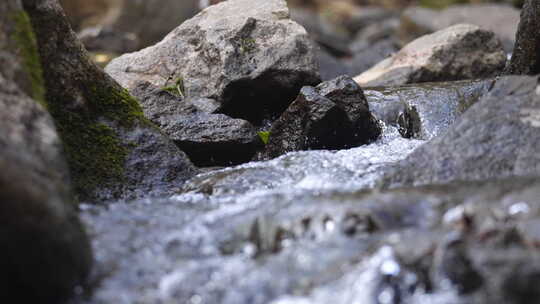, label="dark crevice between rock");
[175,140,262,167]
[218,69,321,126]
